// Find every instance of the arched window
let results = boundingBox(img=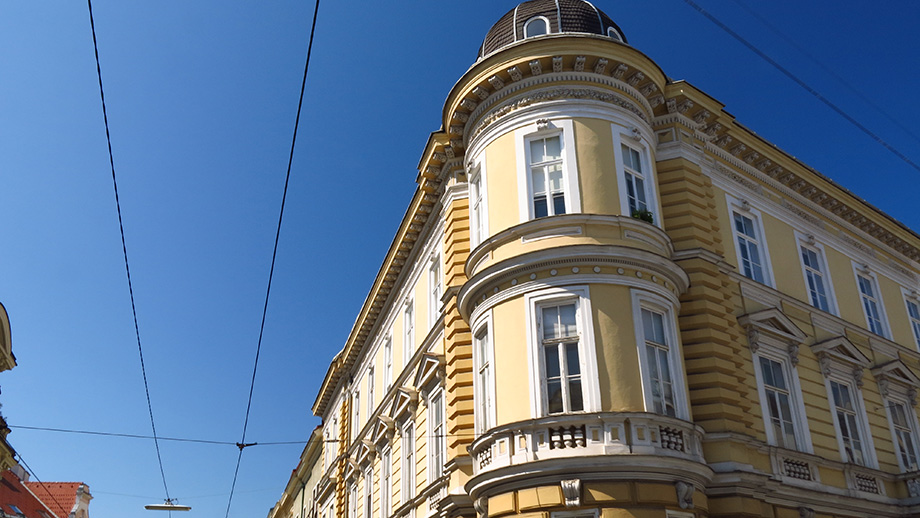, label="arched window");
[607,27,622,41]
[524,16,549,38]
